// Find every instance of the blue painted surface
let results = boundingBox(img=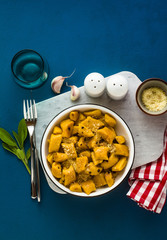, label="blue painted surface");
[0,0,167,239]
